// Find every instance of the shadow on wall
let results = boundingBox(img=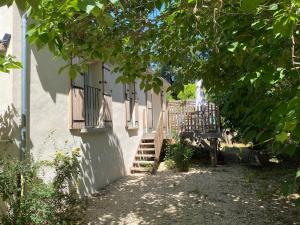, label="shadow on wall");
[74,129,126,196]
[0,105,20,220]
[32,47,69,102]
[0,105,20,158]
